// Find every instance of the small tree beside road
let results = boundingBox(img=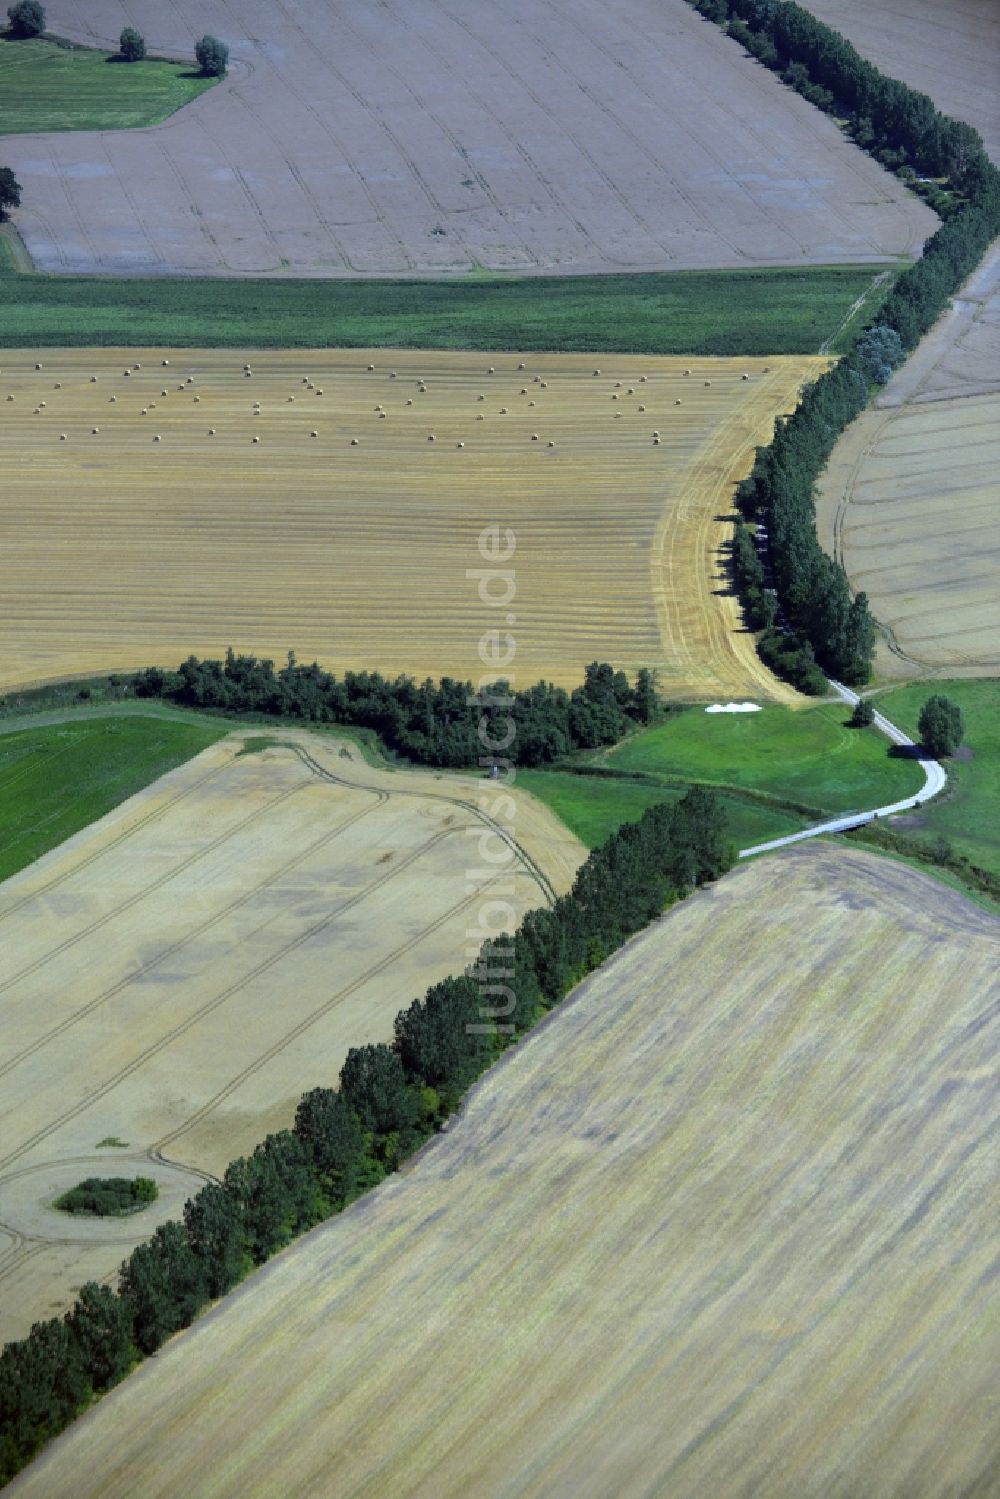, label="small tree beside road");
[6,1,44,37]
[118,26,145,61]
[918,695,964,757]
[194,34,227,76]
[849,698,875,728]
